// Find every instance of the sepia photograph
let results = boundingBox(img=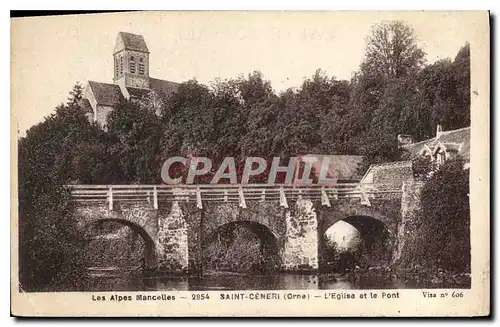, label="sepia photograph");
[10,11,489,316]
